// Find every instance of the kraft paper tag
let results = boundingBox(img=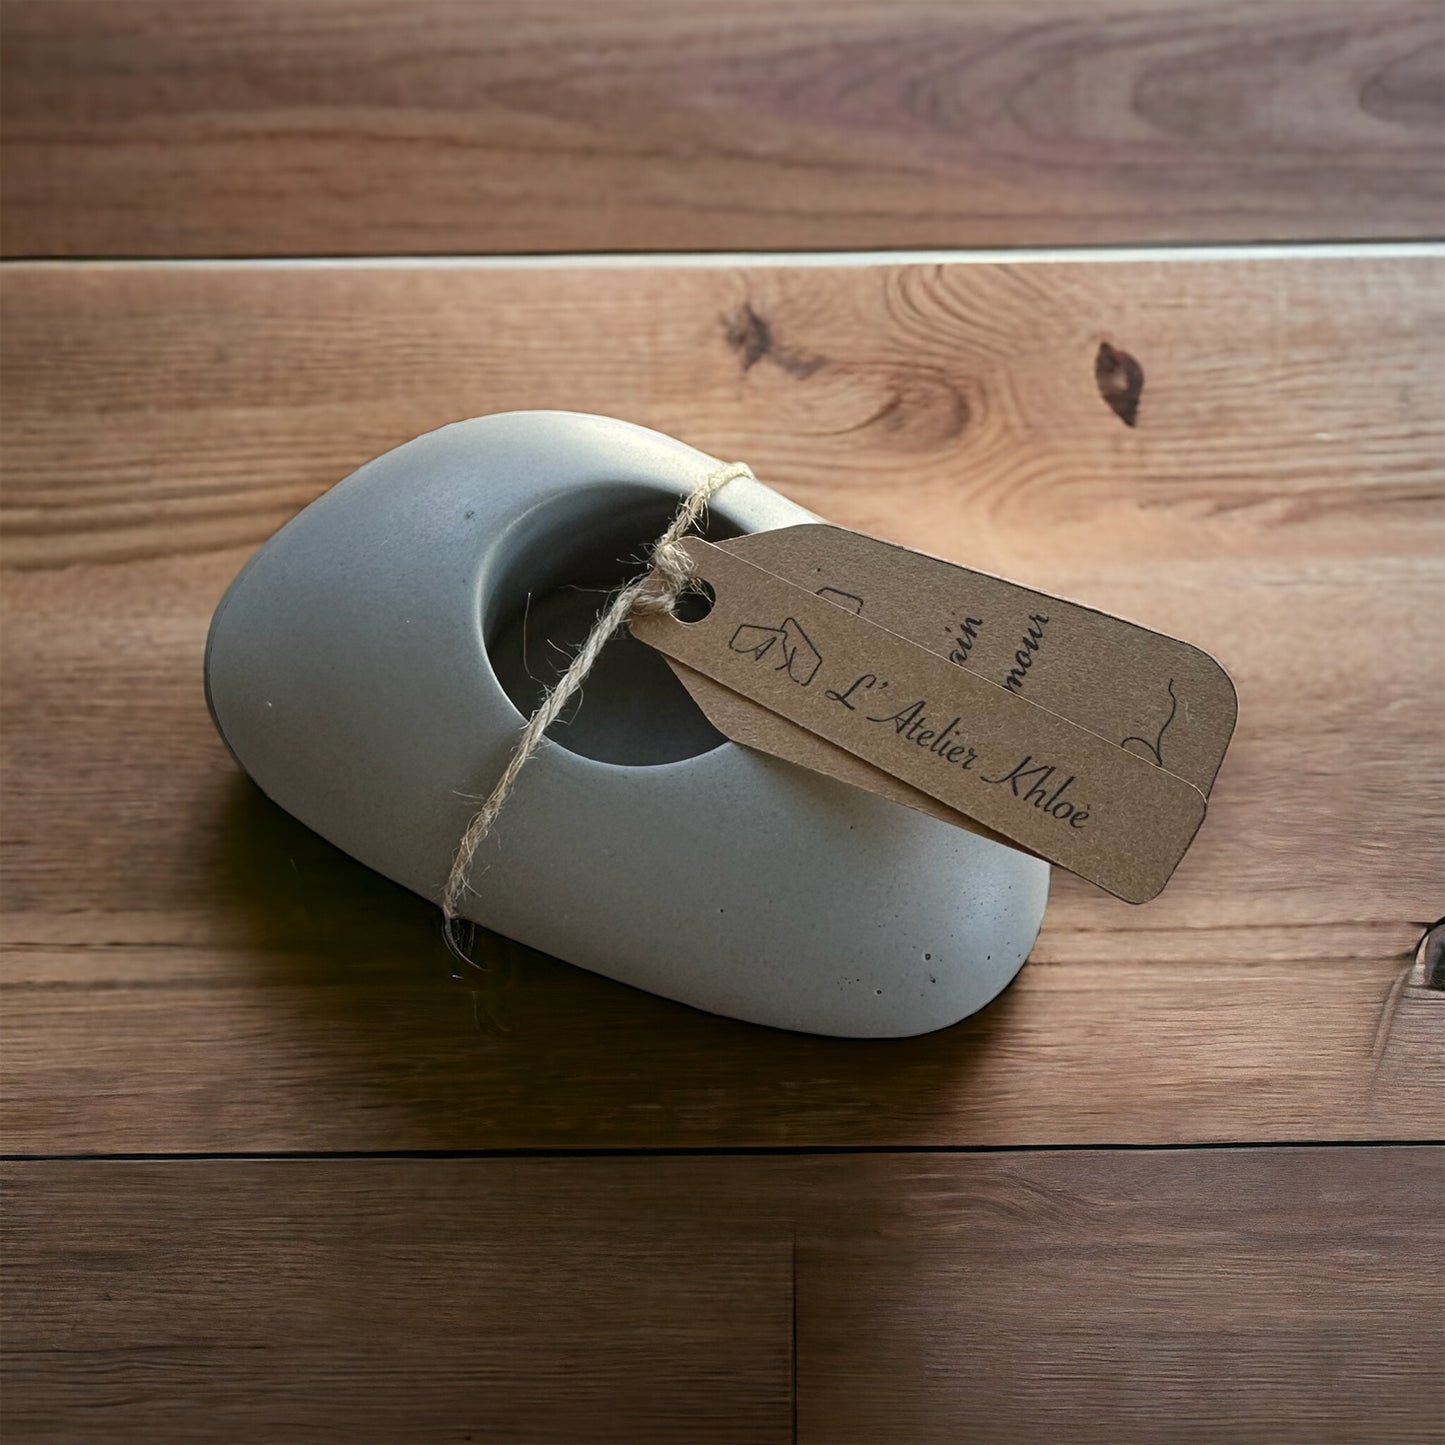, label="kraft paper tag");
[632,537,1225,903]
[661,524,1237,866]
[719,525,1236,794]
